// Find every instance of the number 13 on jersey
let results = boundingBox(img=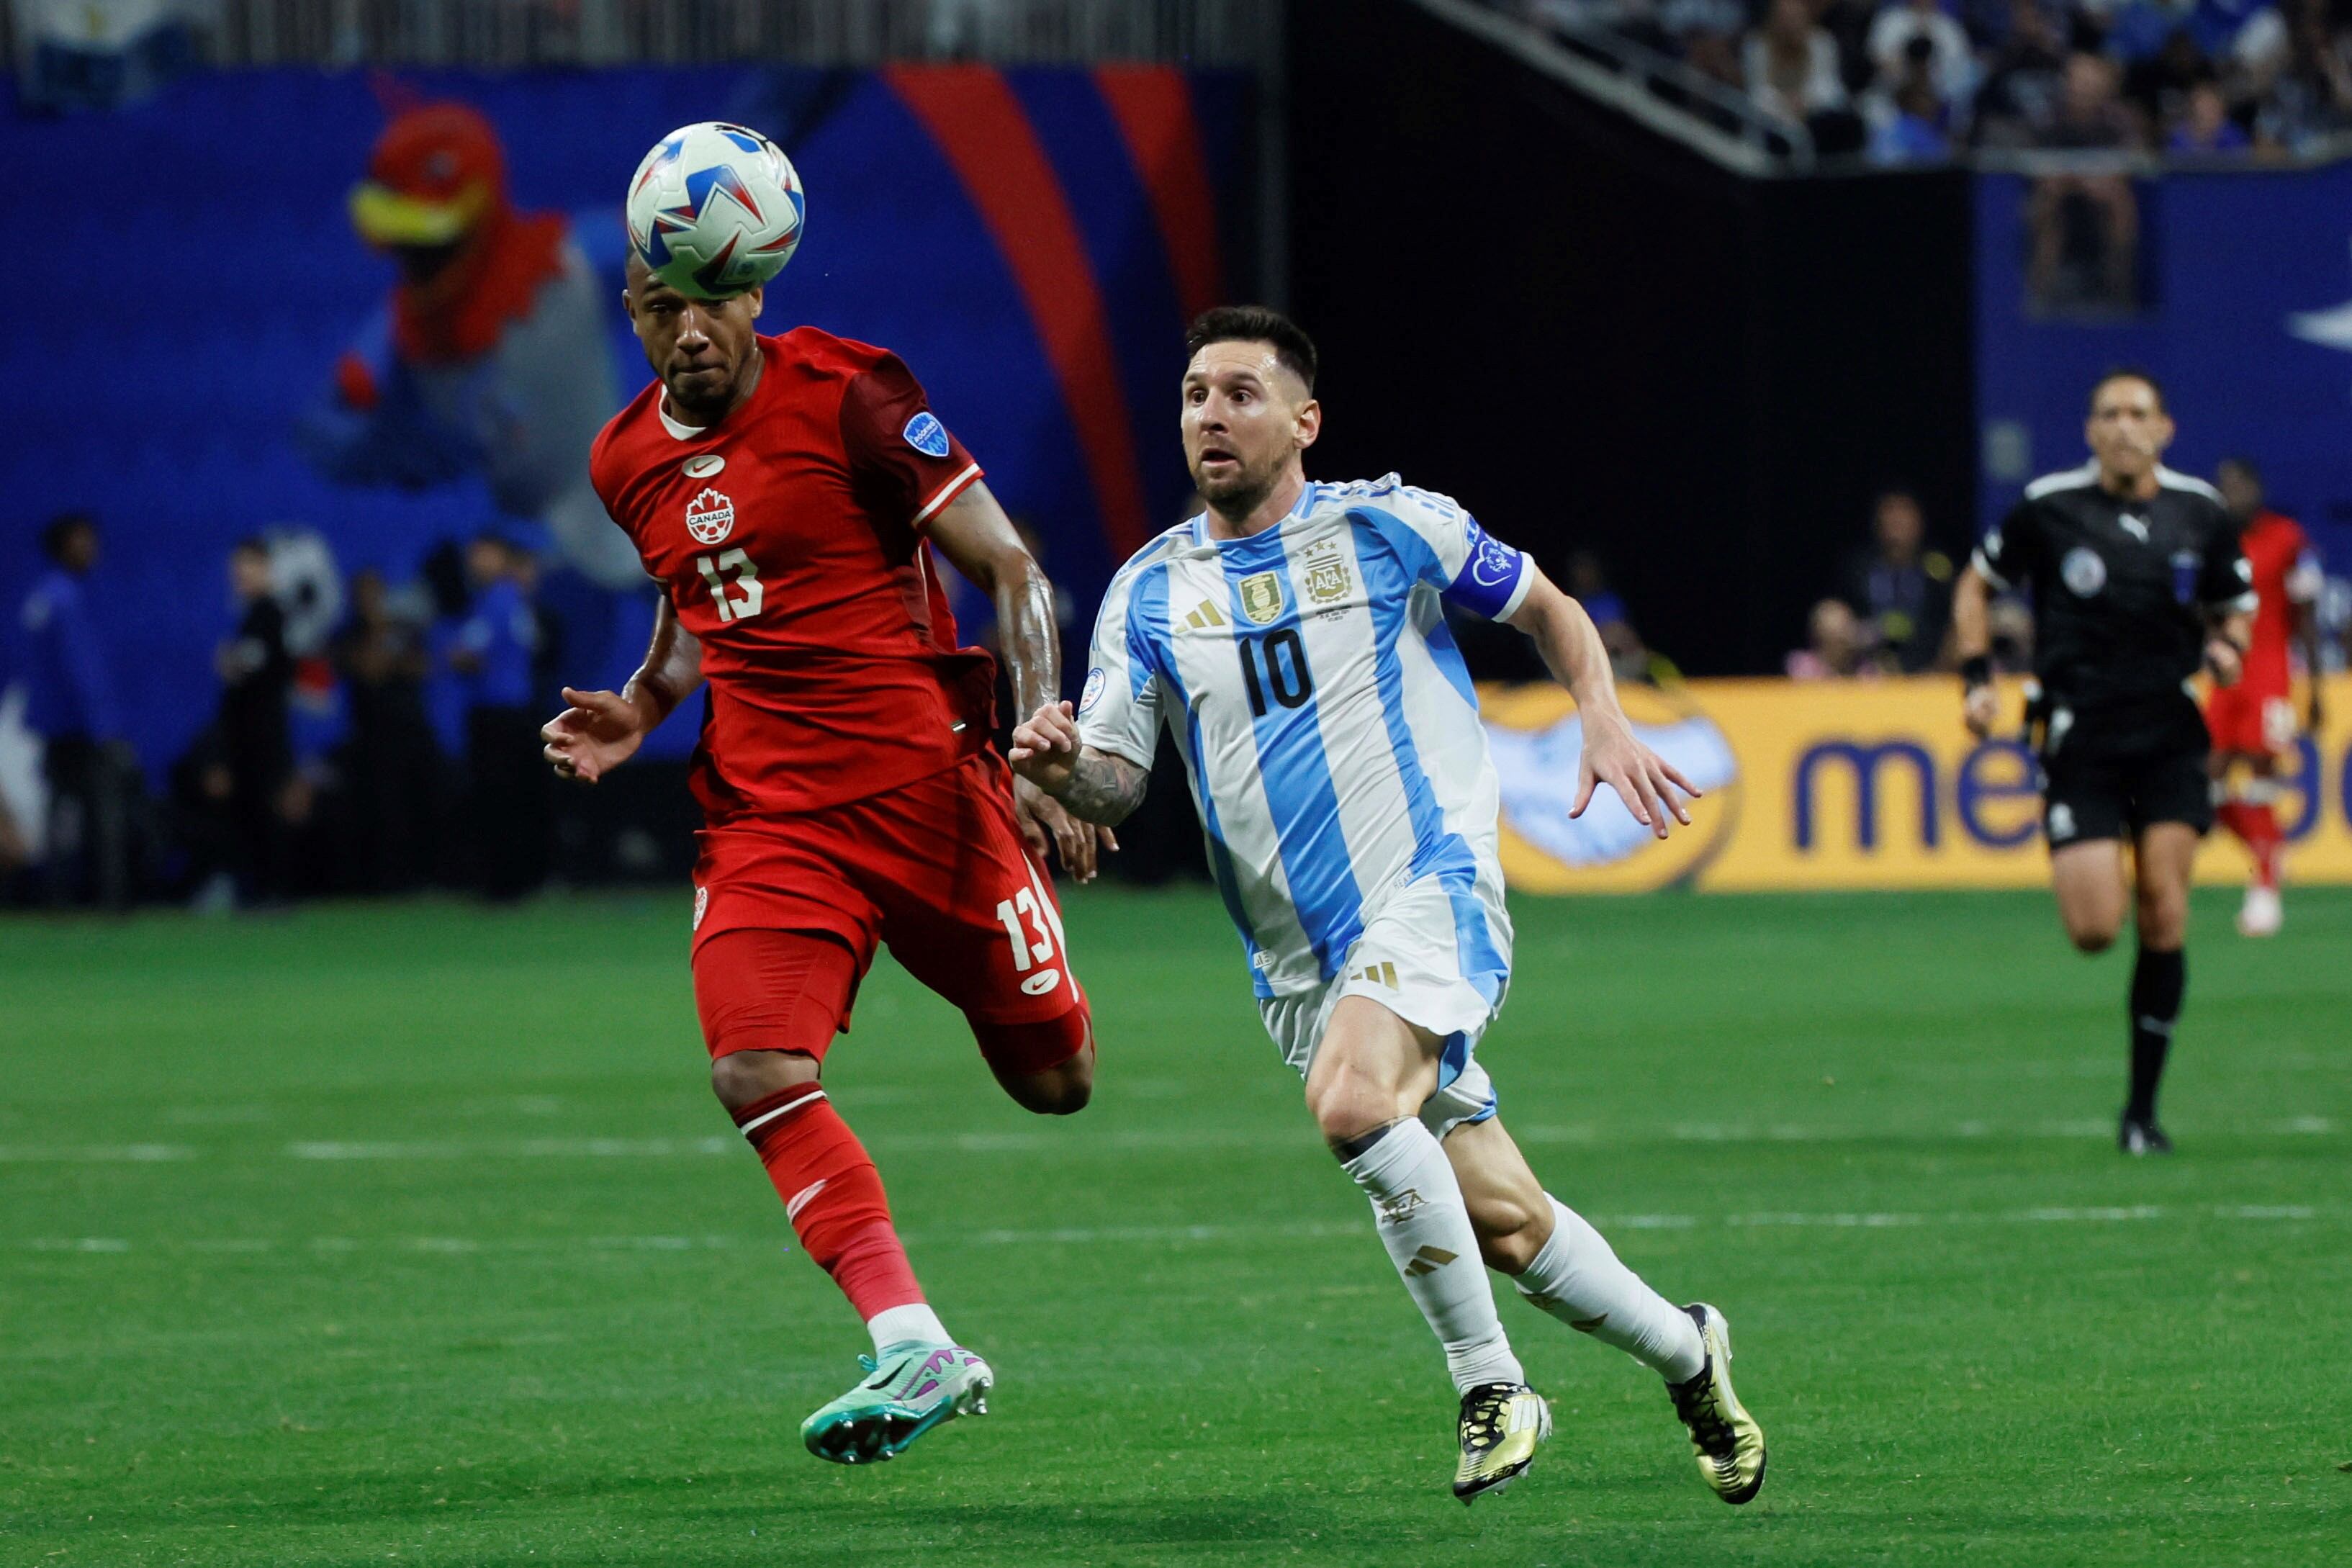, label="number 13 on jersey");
[695,549,763,623]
